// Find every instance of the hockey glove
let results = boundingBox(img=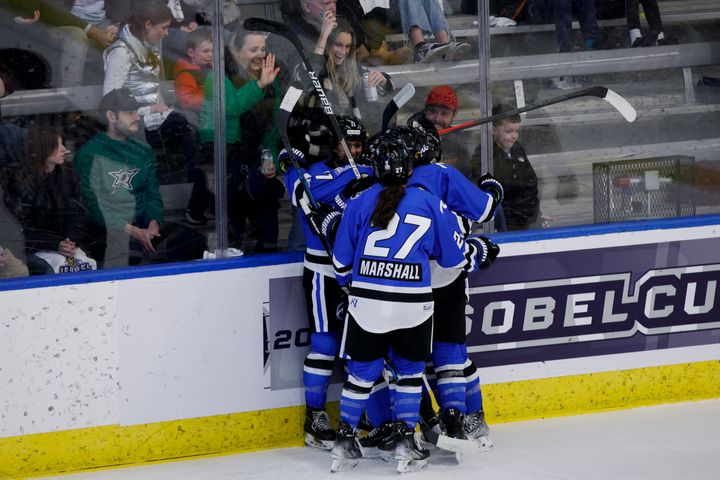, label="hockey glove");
[467,236,500,270]
[307,203,342,248]
[278,147,306,174]
[477,172,505,205]
[341,175,377,201]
